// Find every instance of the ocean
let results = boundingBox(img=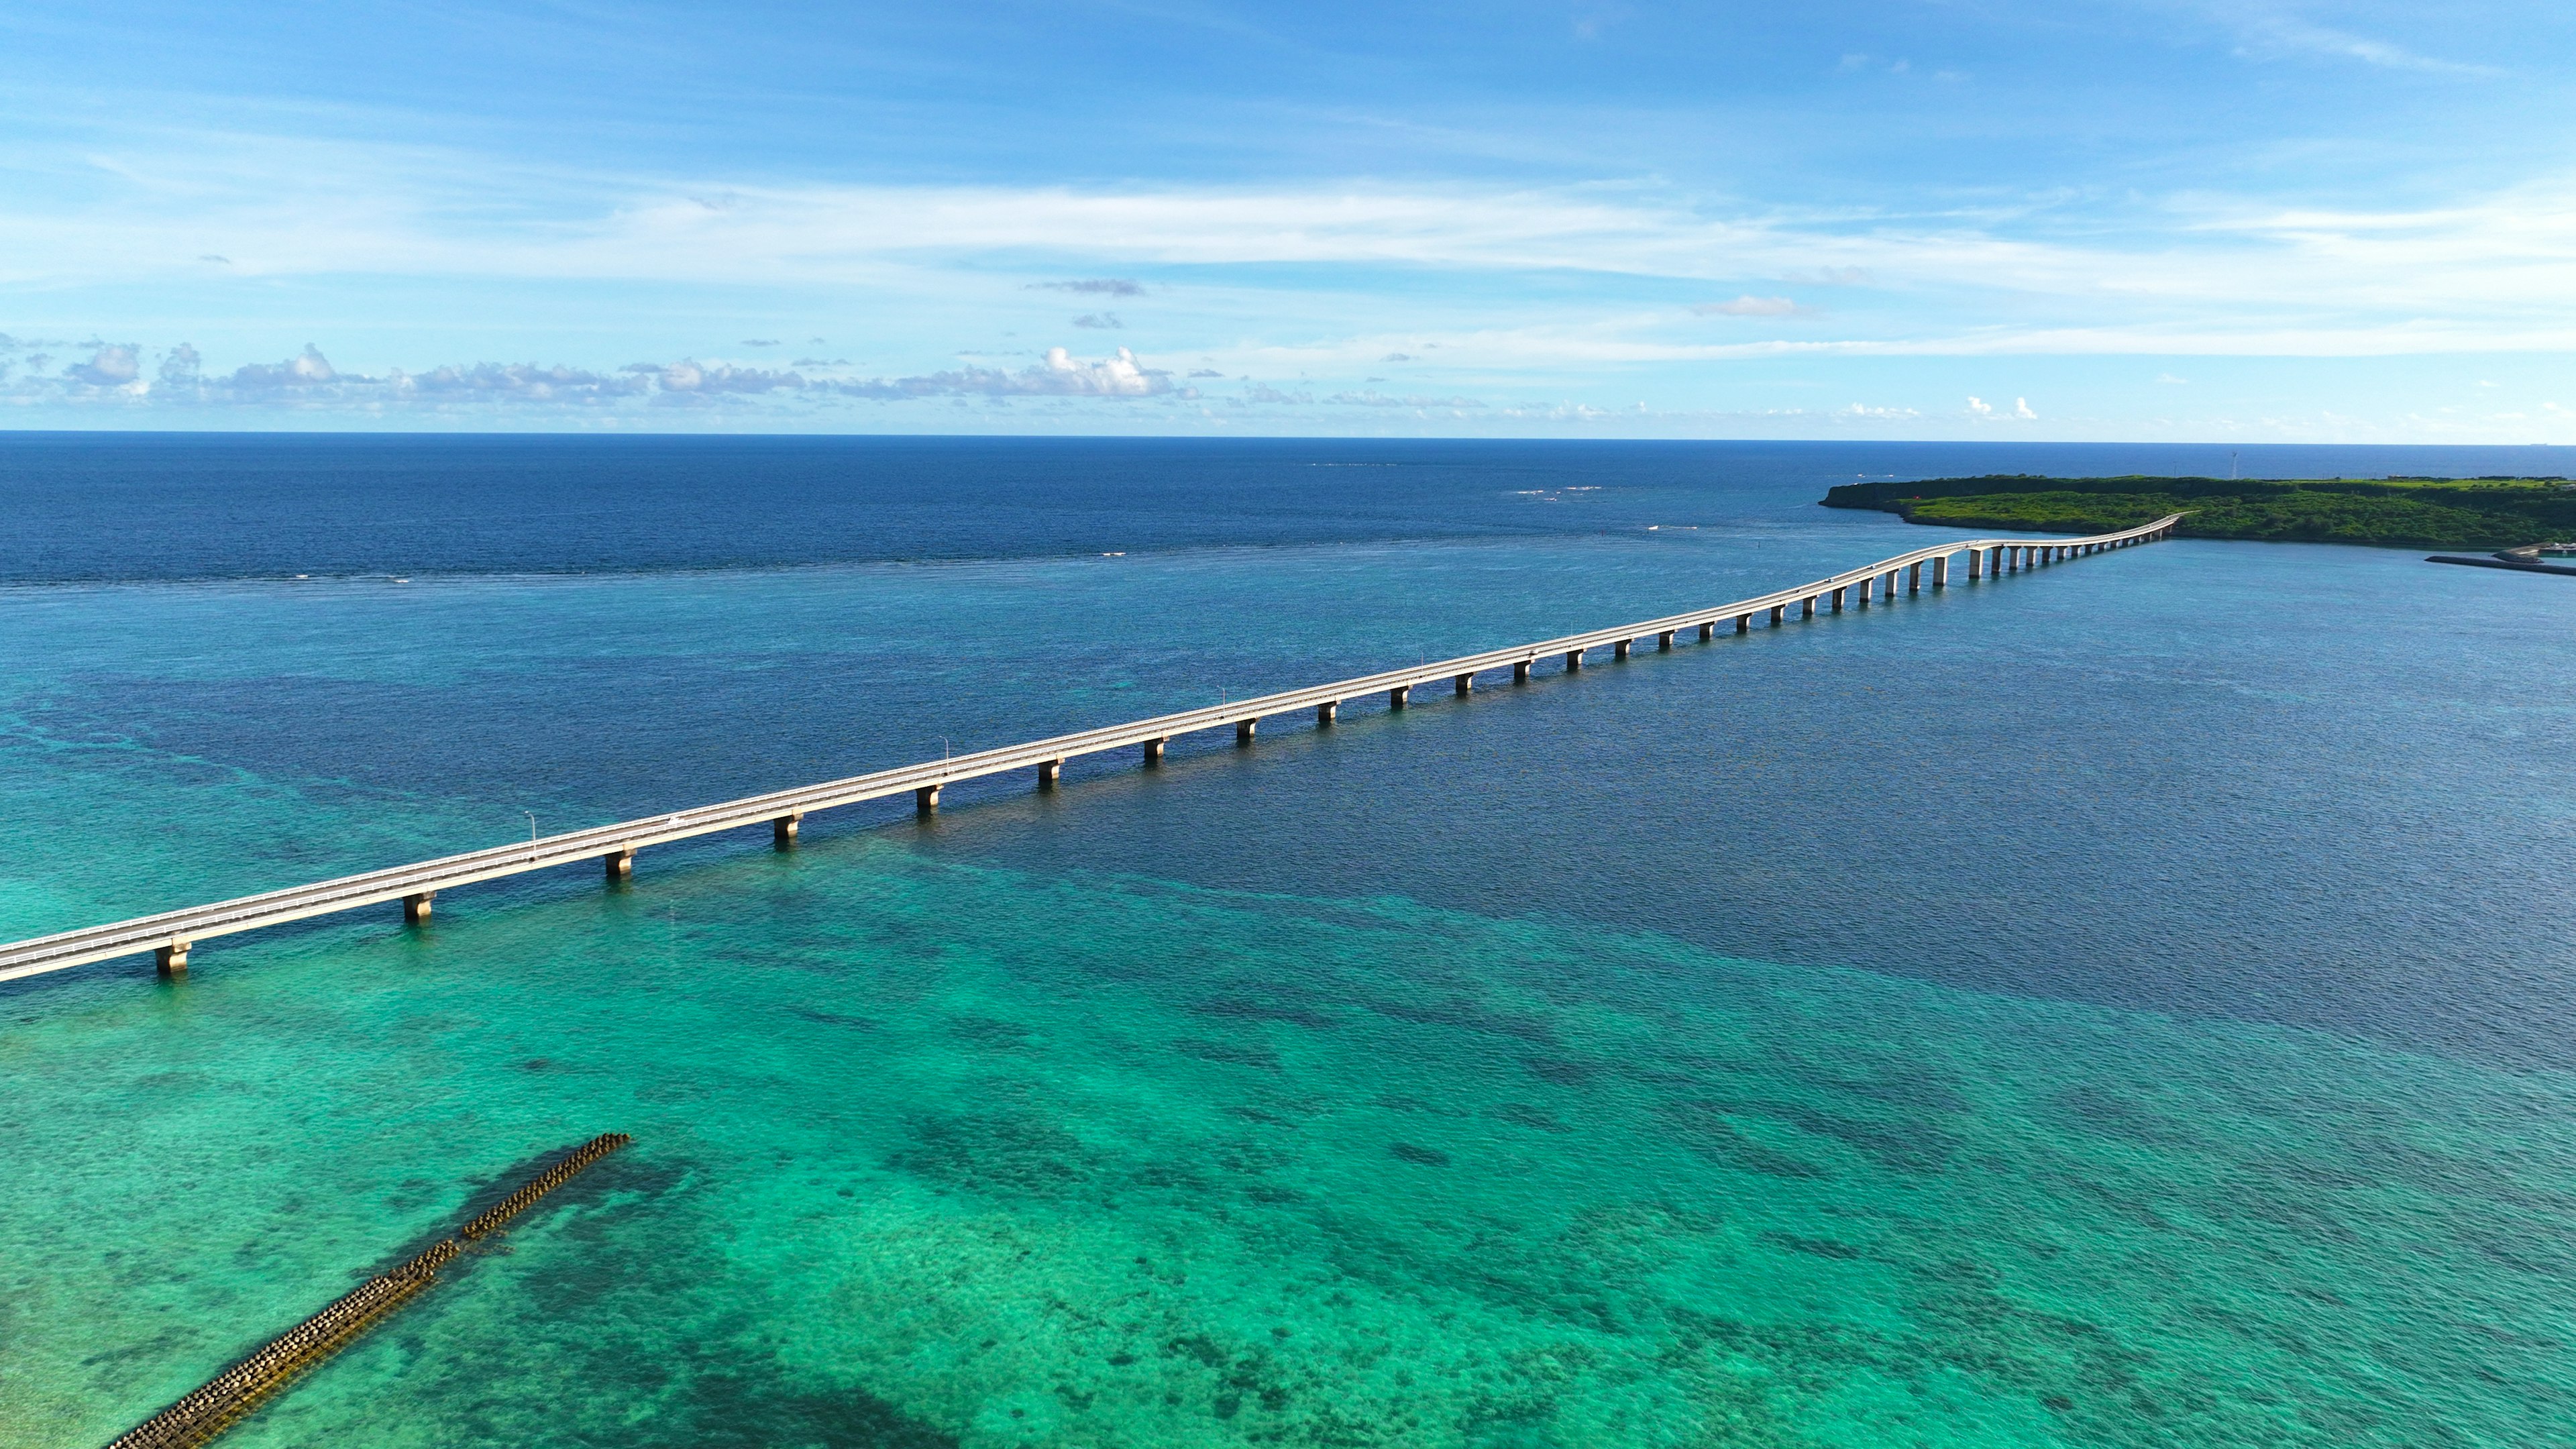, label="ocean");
[2,435,2571,1448]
